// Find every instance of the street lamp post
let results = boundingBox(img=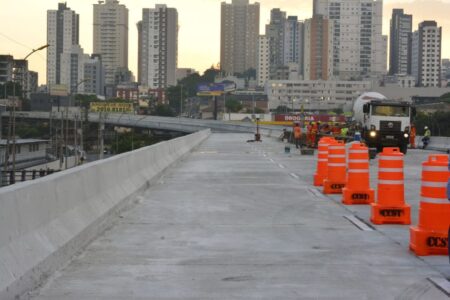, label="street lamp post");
[10,44,49,175]
[71,78,90,166]
[180,84,183,118]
